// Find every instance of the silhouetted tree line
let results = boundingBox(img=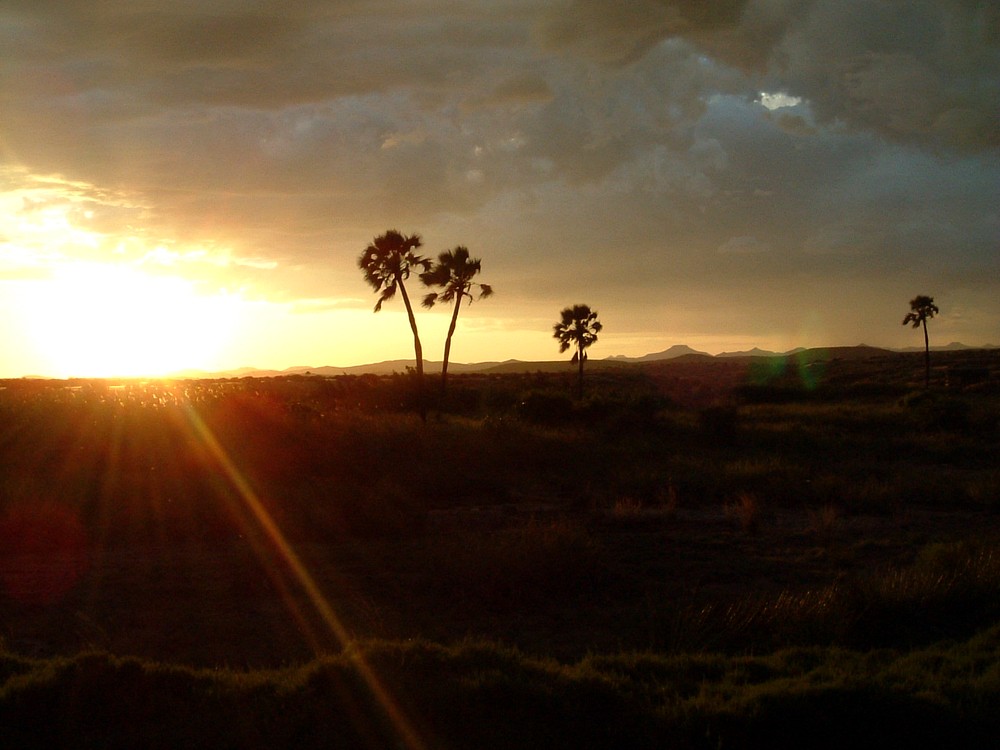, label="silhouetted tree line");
[359,231,493,415]
[903,294,939,389]
[553,304,602,398]
[359,230,606,409]
[359,238,943,405]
